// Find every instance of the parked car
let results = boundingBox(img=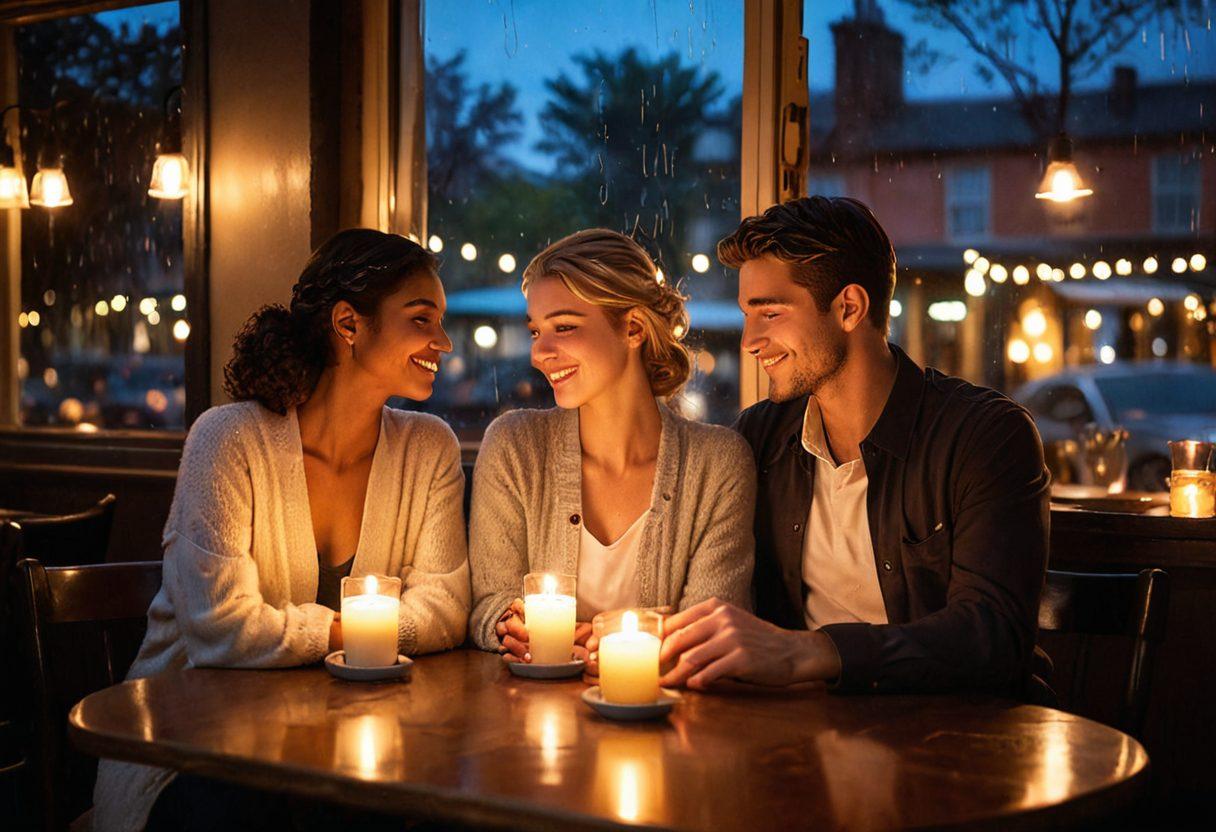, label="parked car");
[1014,362,1216,491]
